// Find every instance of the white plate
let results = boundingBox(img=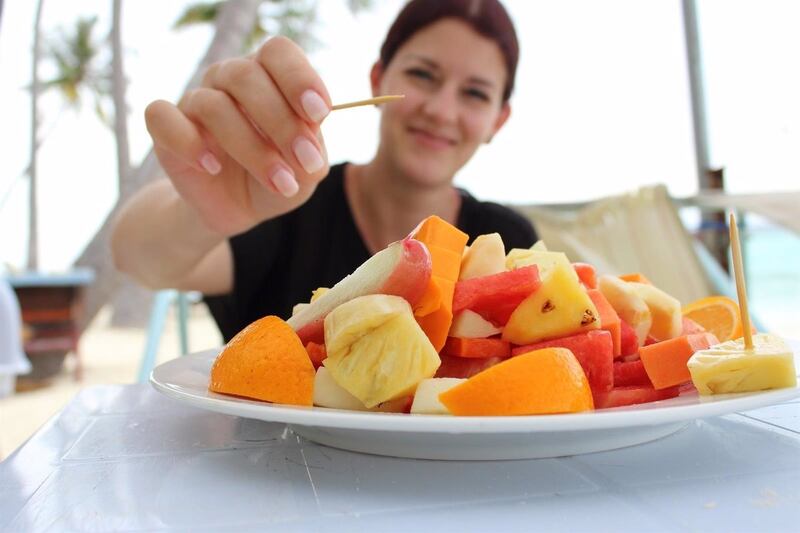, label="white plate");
[151,341,800,460]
